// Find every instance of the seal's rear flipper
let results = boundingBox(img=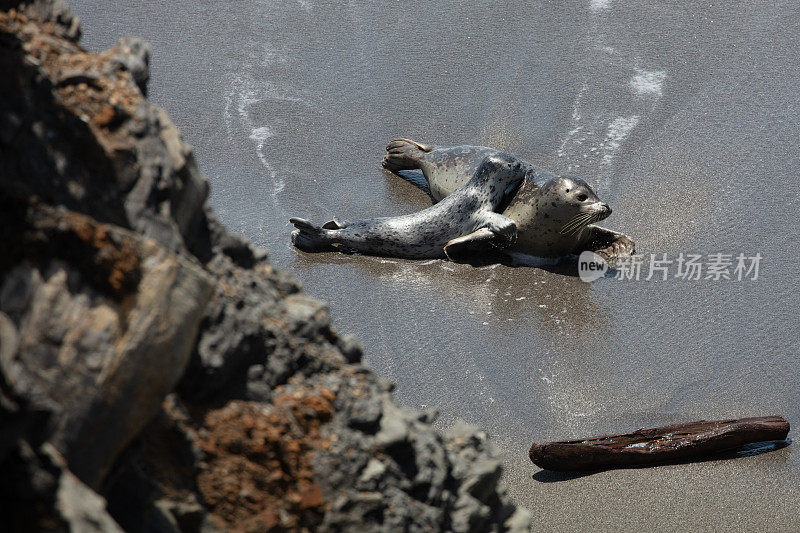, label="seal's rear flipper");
[322,218,348,230]
[382,138,433,172]
[443,228,502,260]
[290,217,337,252]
